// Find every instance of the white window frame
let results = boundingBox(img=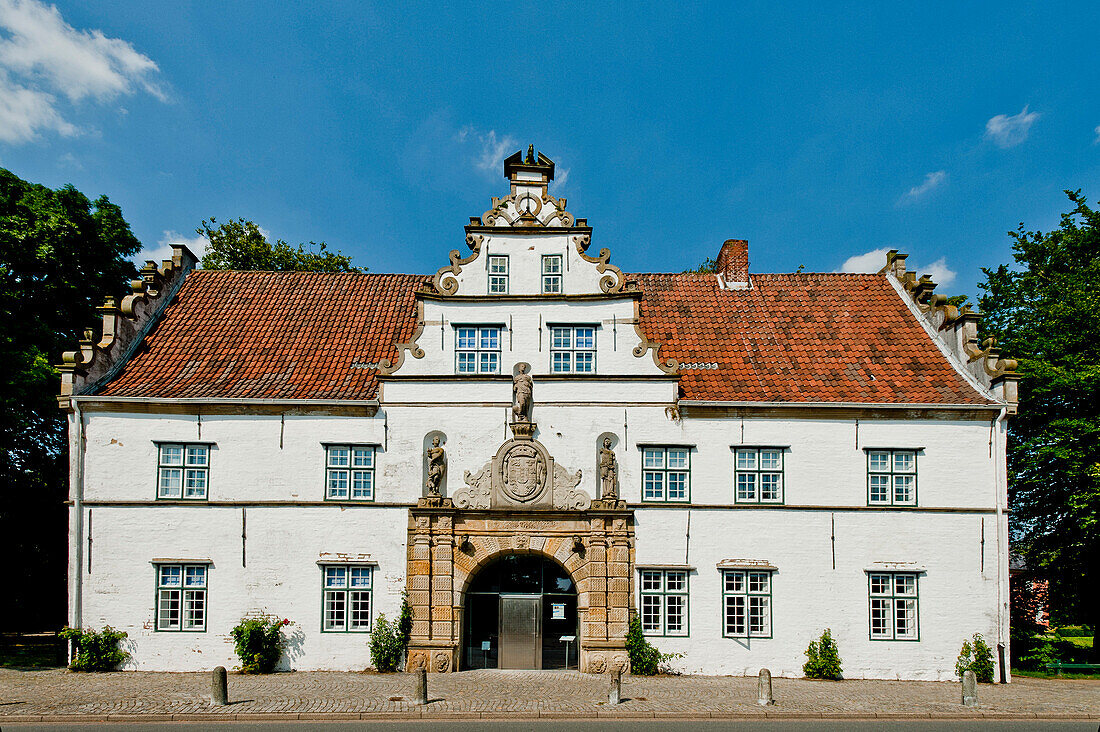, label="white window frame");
[639,569,688,637]
[641,446,691,503]
[455,325,502,374]
[734,448,784,504]
[155,563,207,632]
[488,255,509,294]
[325,445,376,501]
[868,572,919,641]
[156,443,210,500]
[867,449,917,506]
[549,325,596,373]
[722,570,773,638]
[542,254,562,294]
[321,565,373,632]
